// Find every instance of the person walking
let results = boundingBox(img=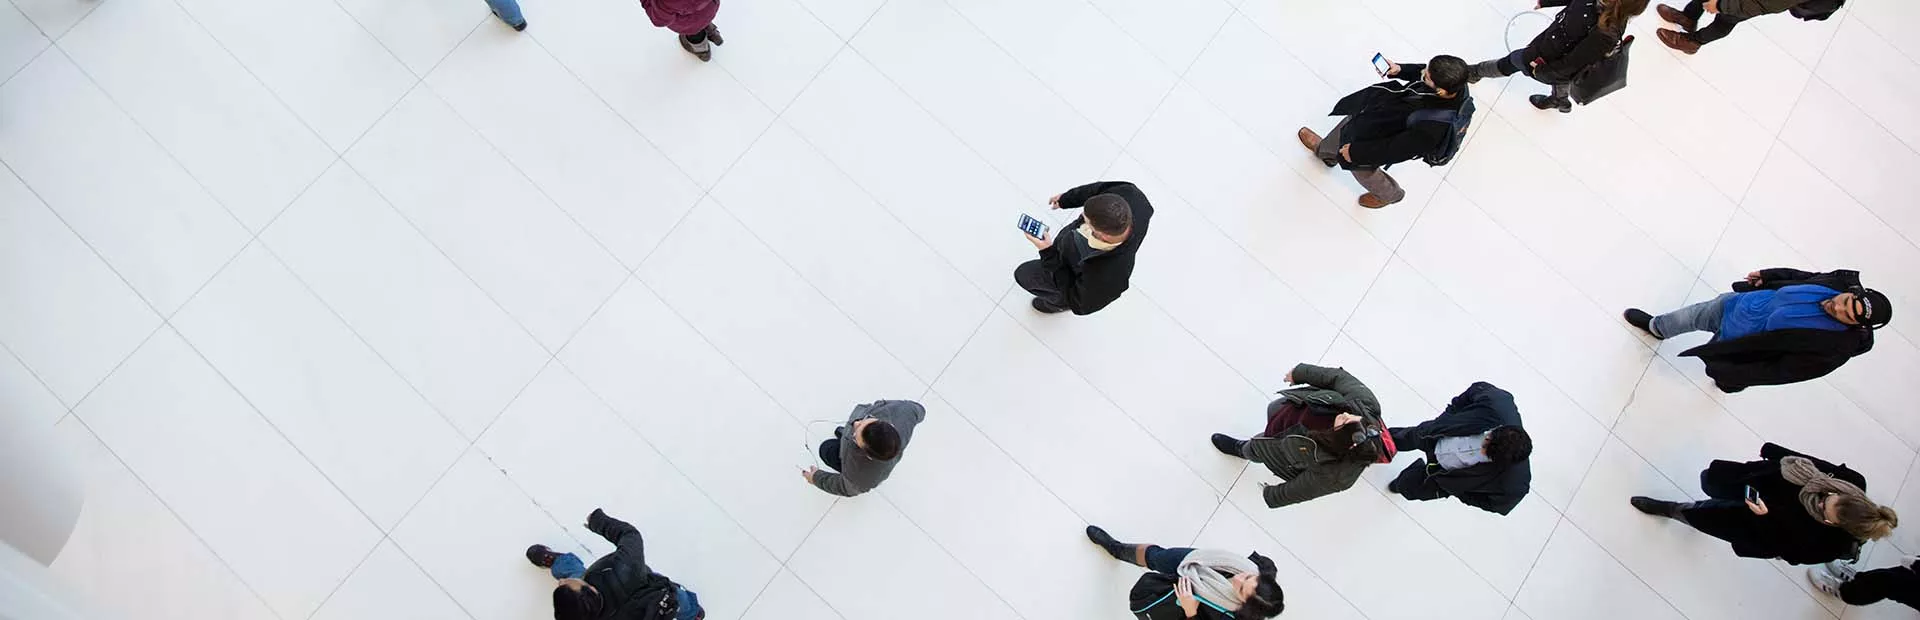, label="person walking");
[1014,181,1155,316]
[801,399,925,497]
[1623,267,1891,392]
[1807,555,1920,613]
[1629,443,1899,566]
[1297,55,1472,209]
[1386,382,1534,516]
[1210,363,1394,509]
[484,0,527,31]
[1653,0,1801,54]
[640,0,724,61]
[1468,0,1648,112]
[1083,525,1287,619]
[525,509,706,620]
